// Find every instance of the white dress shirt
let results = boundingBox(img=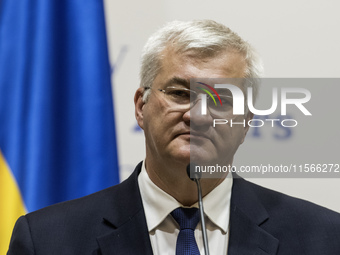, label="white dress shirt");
[138,161,233,255]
